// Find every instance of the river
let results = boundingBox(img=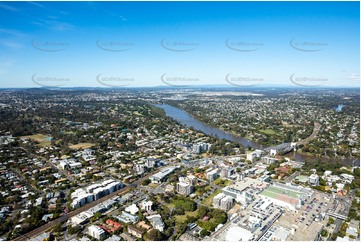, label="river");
[155,104,359,166]
[155,104,262,149]
[336,104,346,112]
